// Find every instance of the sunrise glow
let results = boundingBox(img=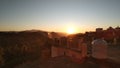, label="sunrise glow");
[67,27,76,34]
